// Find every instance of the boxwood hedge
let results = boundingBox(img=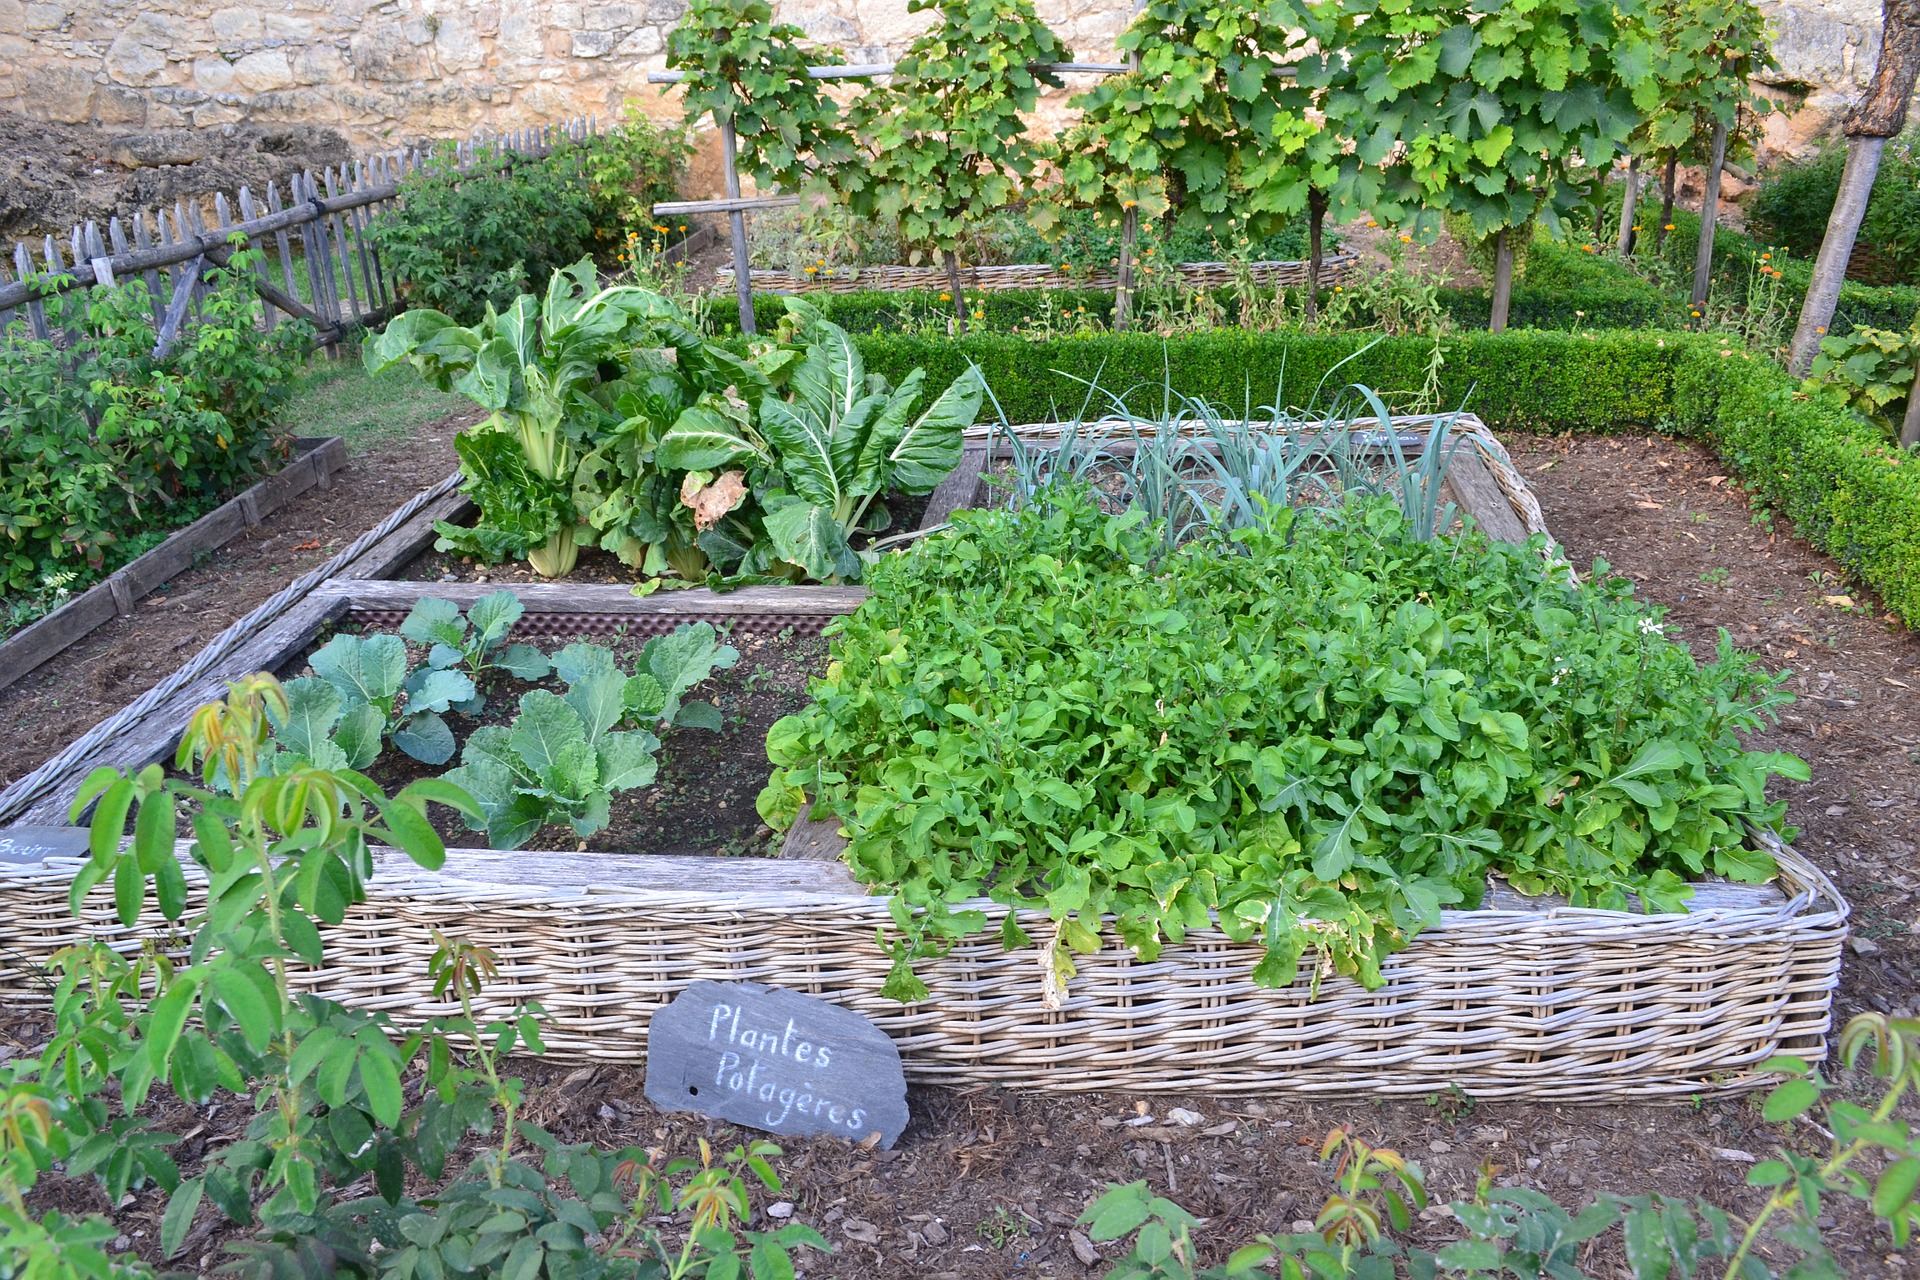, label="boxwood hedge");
[845,329,1920,626]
